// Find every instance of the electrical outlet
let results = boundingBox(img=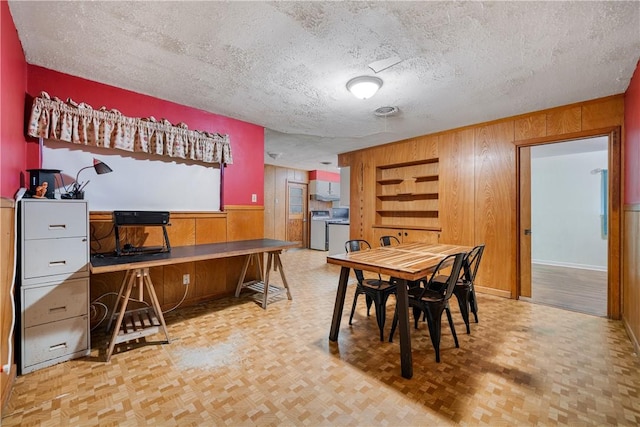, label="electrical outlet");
[251,194,257,203]
[182,274,190,285]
